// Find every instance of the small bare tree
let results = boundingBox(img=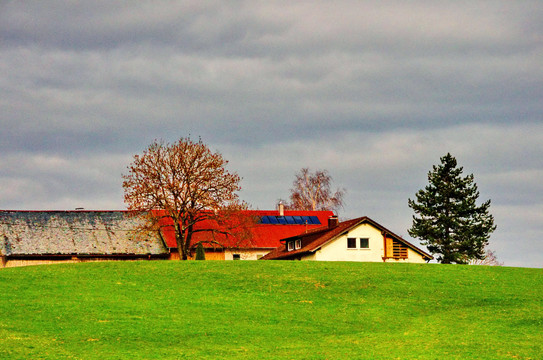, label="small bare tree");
[284,168,345,213]
[469,249,503,266]
[122,137,249,260]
